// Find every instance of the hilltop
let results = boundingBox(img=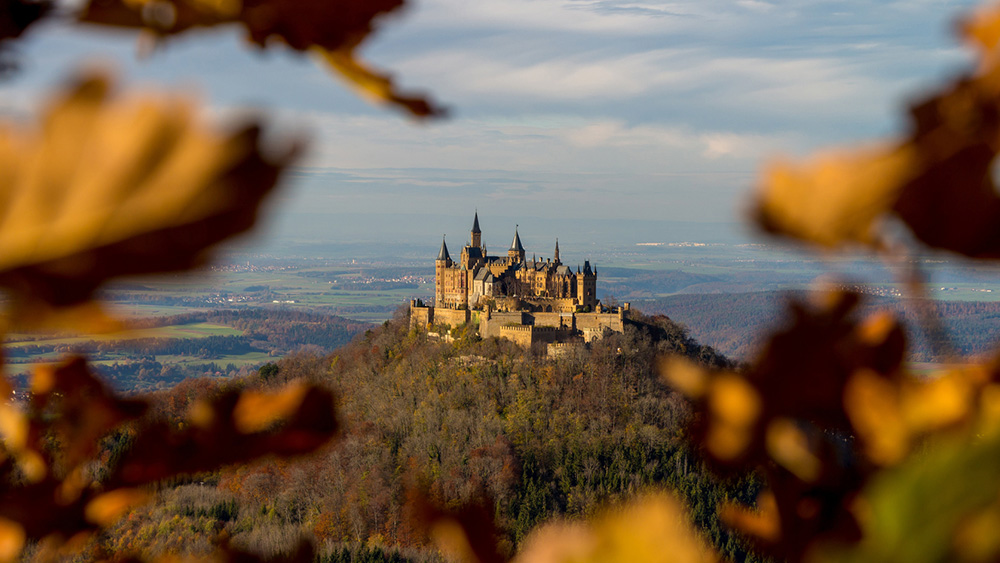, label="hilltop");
[95,308,763,562]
